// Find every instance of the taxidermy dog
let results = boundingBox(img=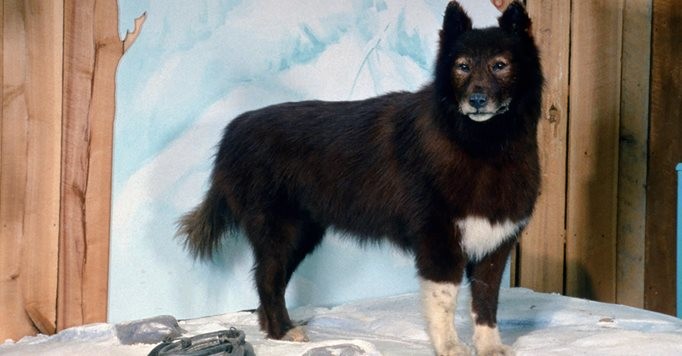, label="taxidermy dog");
[177,1,542,355]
